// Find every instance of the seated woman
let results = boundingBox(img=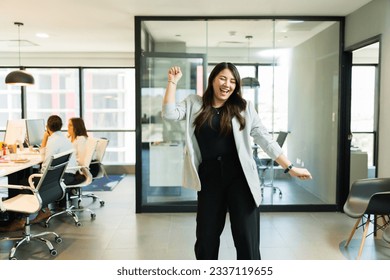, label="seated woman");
[68,117,99,177]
